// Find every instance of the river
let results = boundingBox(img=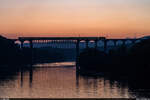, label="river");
[0,61,149,99]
